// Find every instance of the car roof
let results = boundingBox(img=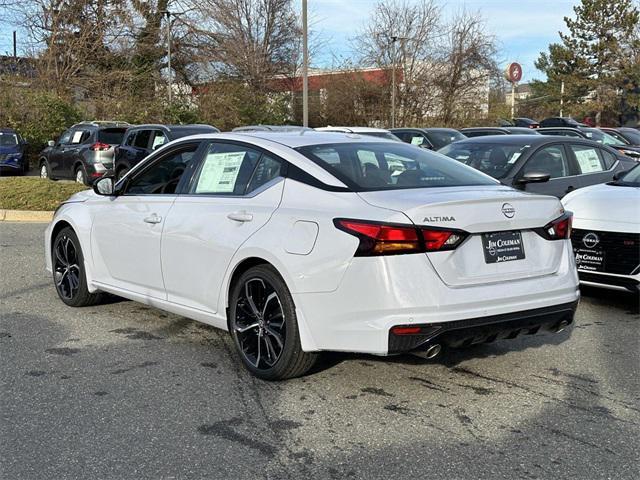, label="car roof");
[176,131,399,148]
[232,125,313,132]
[460,127,509,131]
[128,124,219,132]
[0,127,17,133]
[315,126,392,133]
